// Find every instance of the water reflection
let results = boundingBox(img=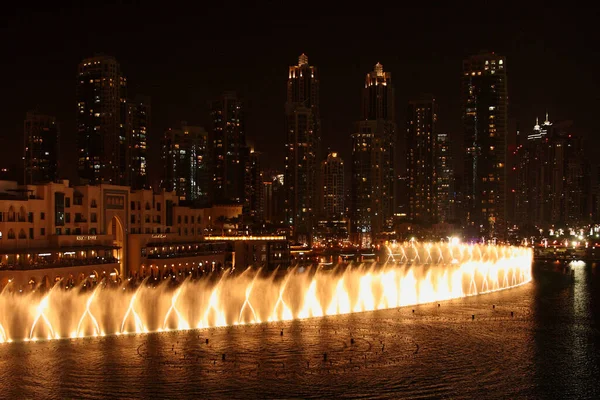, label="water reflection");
[1,264,599,398]
[532,261,600,399]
